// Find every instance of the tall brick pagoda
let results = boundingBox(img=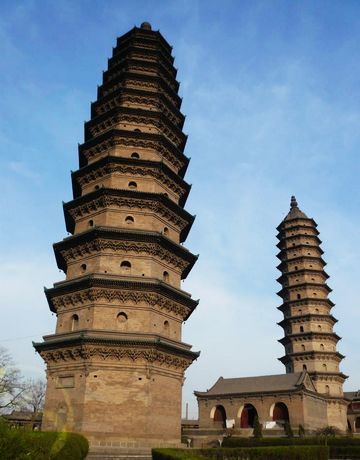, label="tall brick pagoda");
[34,22,199,452]
[276,196,347,427]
